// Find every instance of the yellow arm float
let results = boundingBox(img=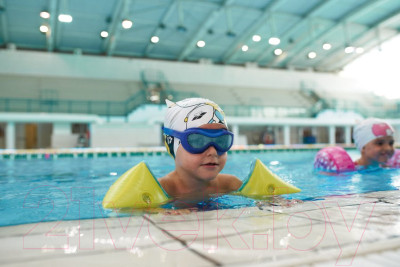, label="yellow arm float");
[102,161,170,209]
[102,159,300,209]
[238,159,301,198]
